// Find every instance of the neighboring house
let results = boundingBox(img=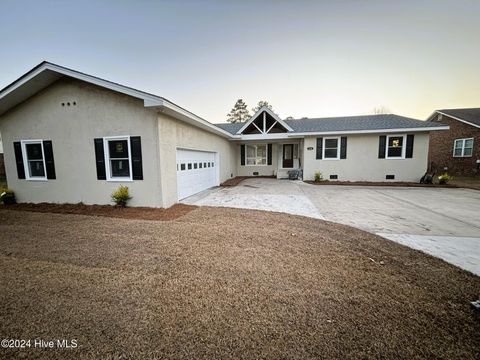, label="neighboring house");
[0,62,448,207]
[427,108,480,176]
